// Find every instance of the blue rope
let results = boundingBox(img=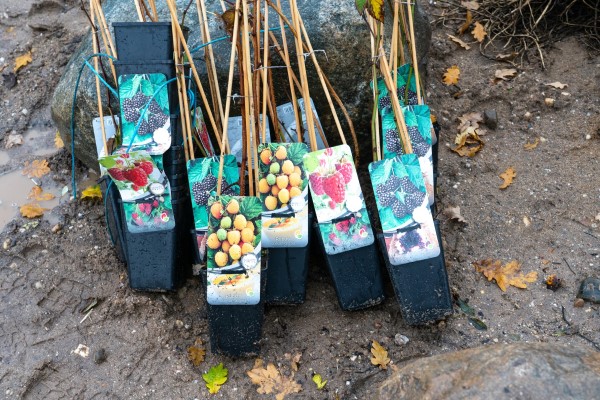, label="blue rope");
[189,25,286,53]
[84,60,118,97]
